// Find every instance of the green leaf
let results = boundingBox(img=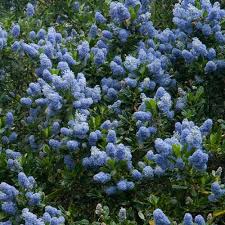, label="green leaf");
[50,69,60,75]
[196,86,204,100]
[0,212,7,220]
[213,209,225,218]
[148,194,159,206]
[172,144,181,158]
[145,99,157,116]
[172,185,188,190]
[138,211,145,220]
[42,144,51,153]
[43,127,49,138]
[103,206,109,216]
[76,219,90,225]
[129,7,136,21]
